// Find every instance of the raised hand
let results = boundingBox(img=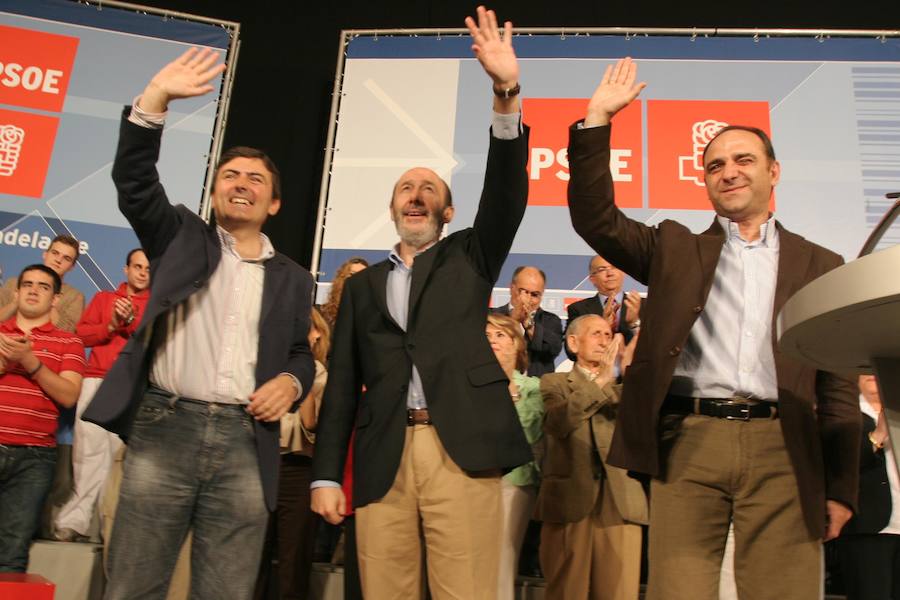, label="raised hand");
[139,47,226,113]
[585,57,646,127]
[465,6,518,90]
[624,290,642,326]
